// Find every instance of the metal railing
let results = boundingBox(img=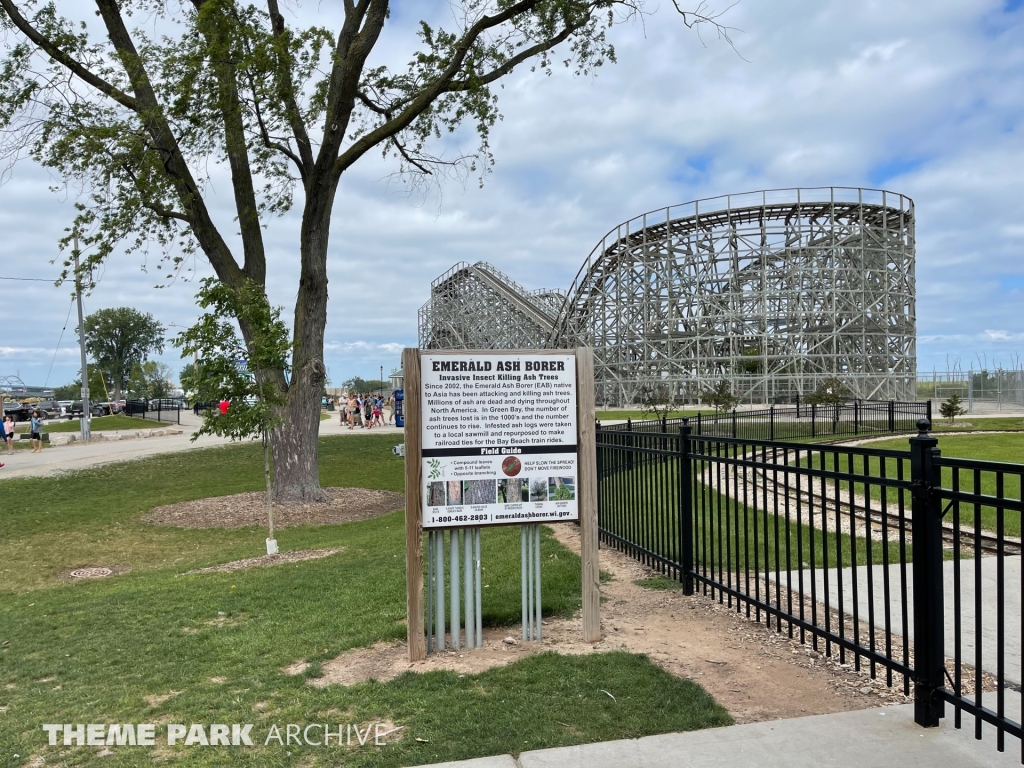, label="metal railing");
[596,419,1022,761]
[124,399,181,425]
[602,400,930,441]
